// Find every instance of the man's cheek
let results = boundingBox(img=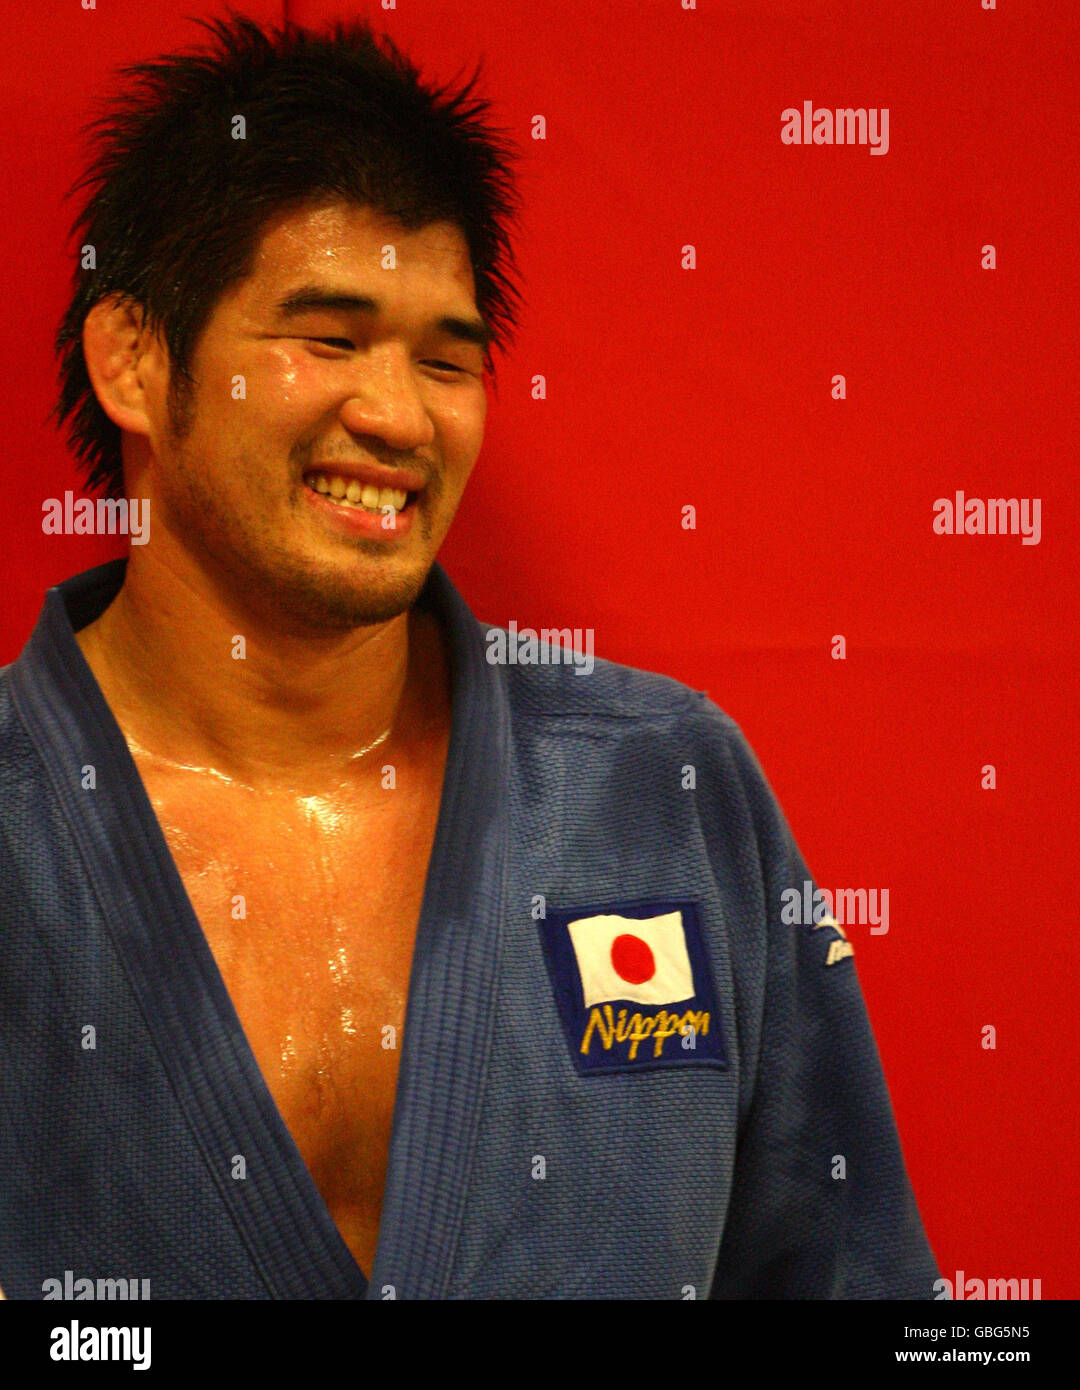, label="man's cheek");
[210,344,326,410]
